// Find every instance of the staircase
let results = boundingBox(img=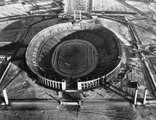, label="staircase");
[59,90,81,106]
